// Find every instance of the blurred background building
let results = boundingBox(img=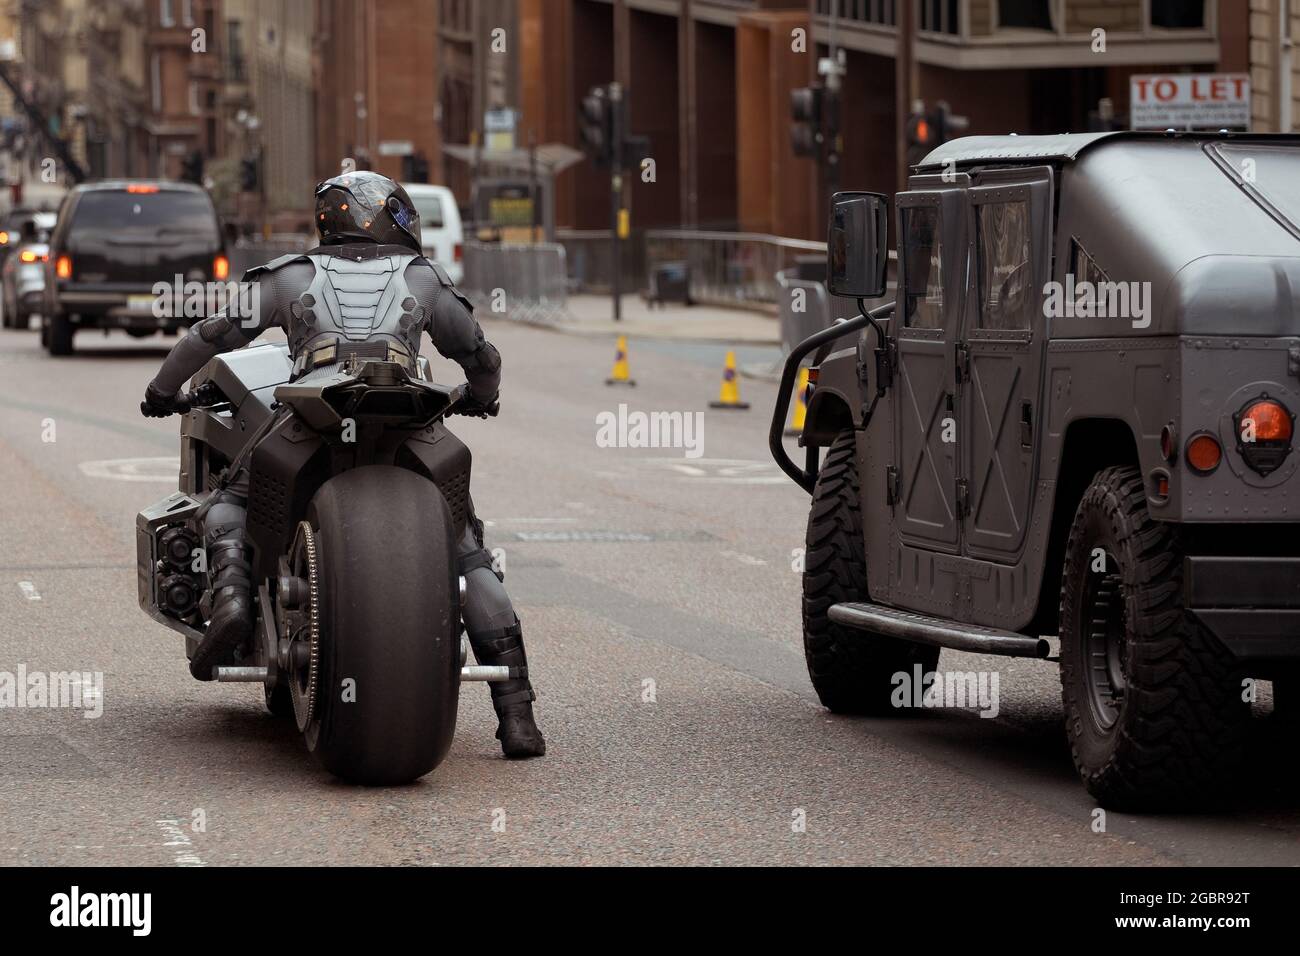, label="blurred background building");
[0,0,1286,245]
